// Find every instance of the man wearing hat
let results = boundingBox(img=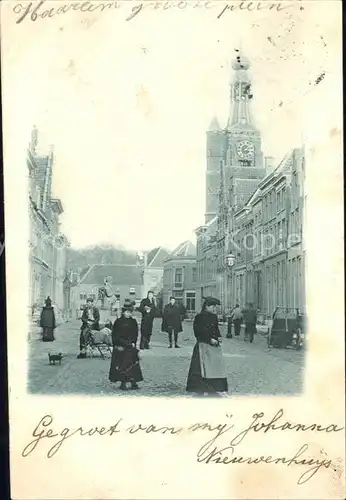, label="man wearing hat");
[78,297,100,359]
[139,291,157,349]
[161,296,183,348]
[186,297,228,396]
